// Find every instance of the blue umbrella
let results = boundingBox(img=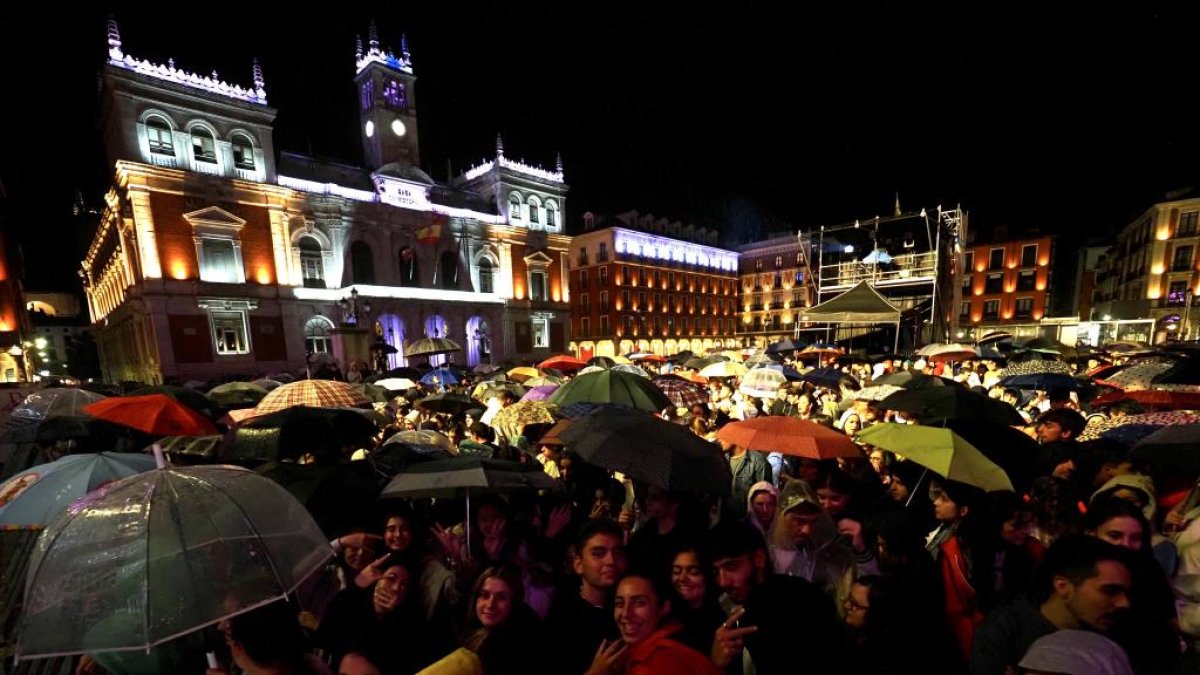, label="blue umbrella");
[801,367,855,389]
[766,338,802,354]
[1000,373,1081,391]
[0,452,158,527]
[420,367,462,386]
[861,249,893,264]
